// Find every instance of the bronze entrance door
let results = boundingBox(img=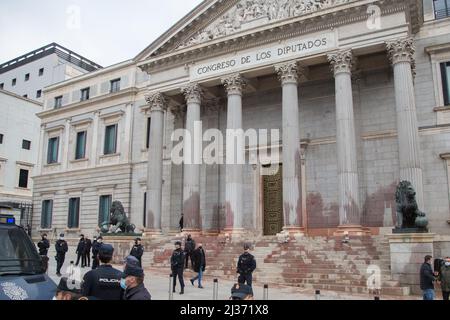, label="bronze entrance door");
[263,165,283,236]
